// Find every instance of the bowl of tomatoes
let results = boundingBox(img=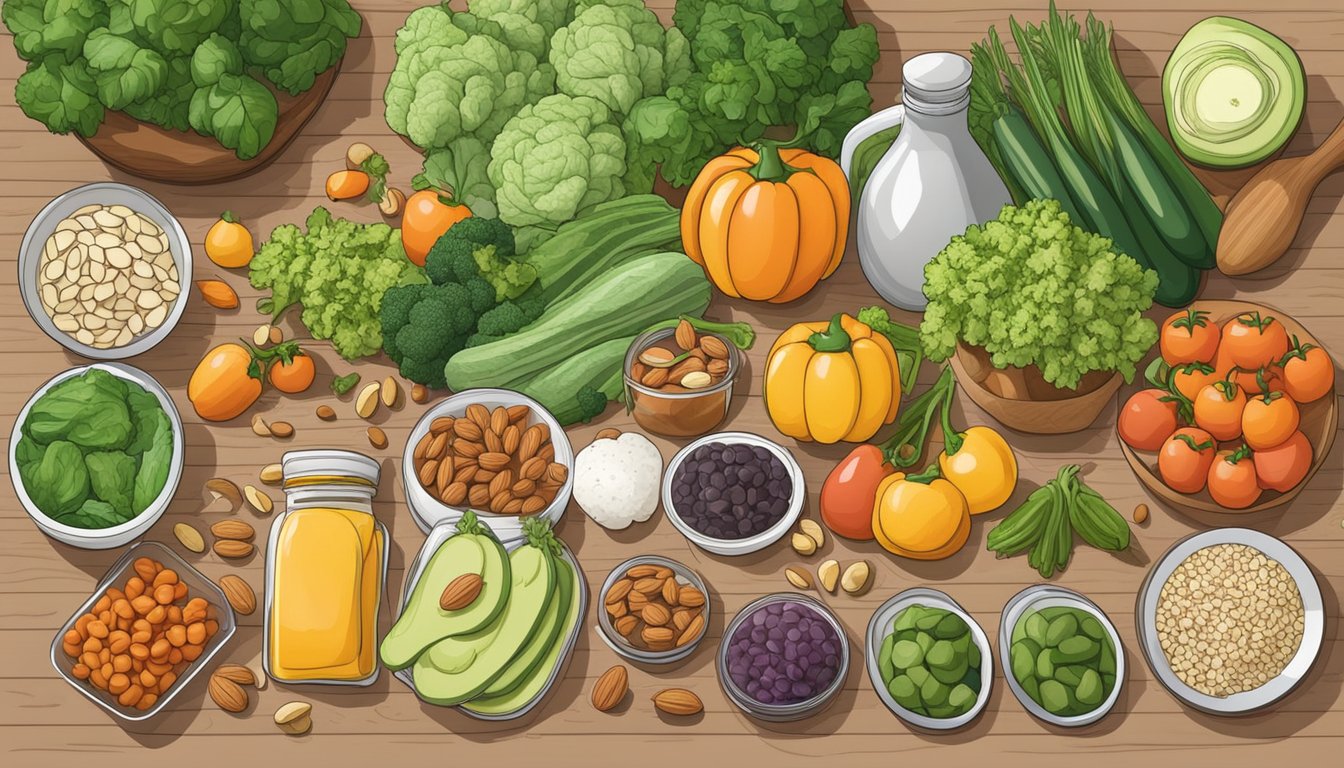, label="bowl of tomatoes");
[1117,300,1336,515]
